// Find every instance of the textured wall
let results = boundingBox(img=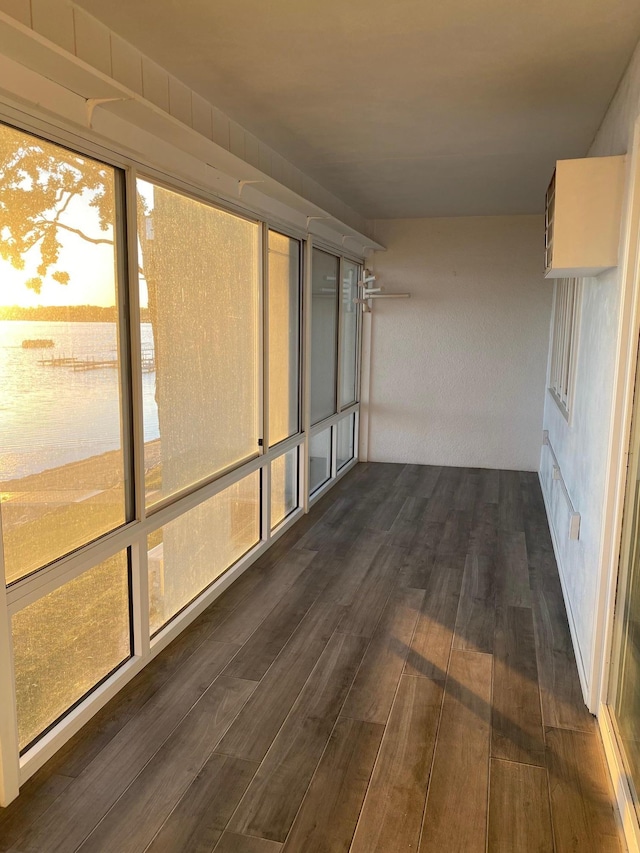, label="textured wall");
[541,38,640,698]
[367,215,551,471]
